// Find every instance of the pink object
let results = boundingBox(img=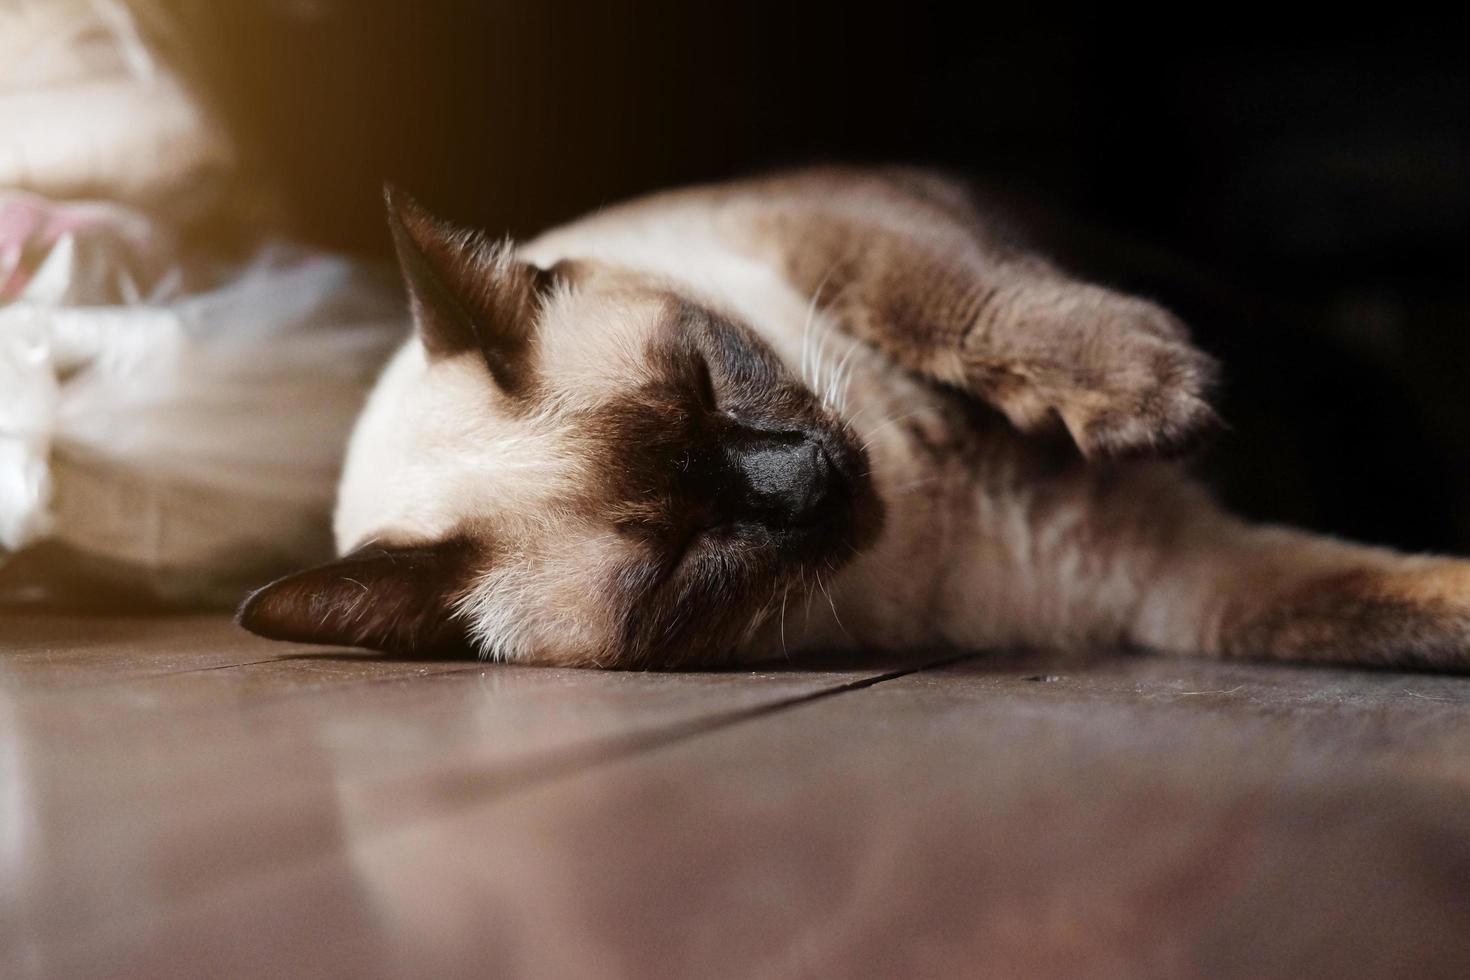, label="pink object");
[0,192,170,303]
